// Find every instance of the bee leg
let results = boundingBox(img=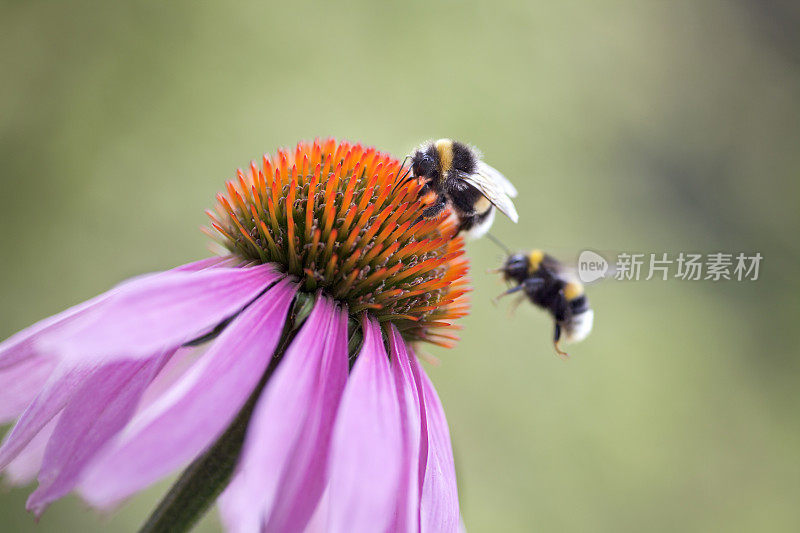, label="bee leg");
[507,293,525,317]
[413,196,448,225]
[421,195,447,219]
[523,277,545,291]
[552,323,569,359]
[492,284,524,305]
